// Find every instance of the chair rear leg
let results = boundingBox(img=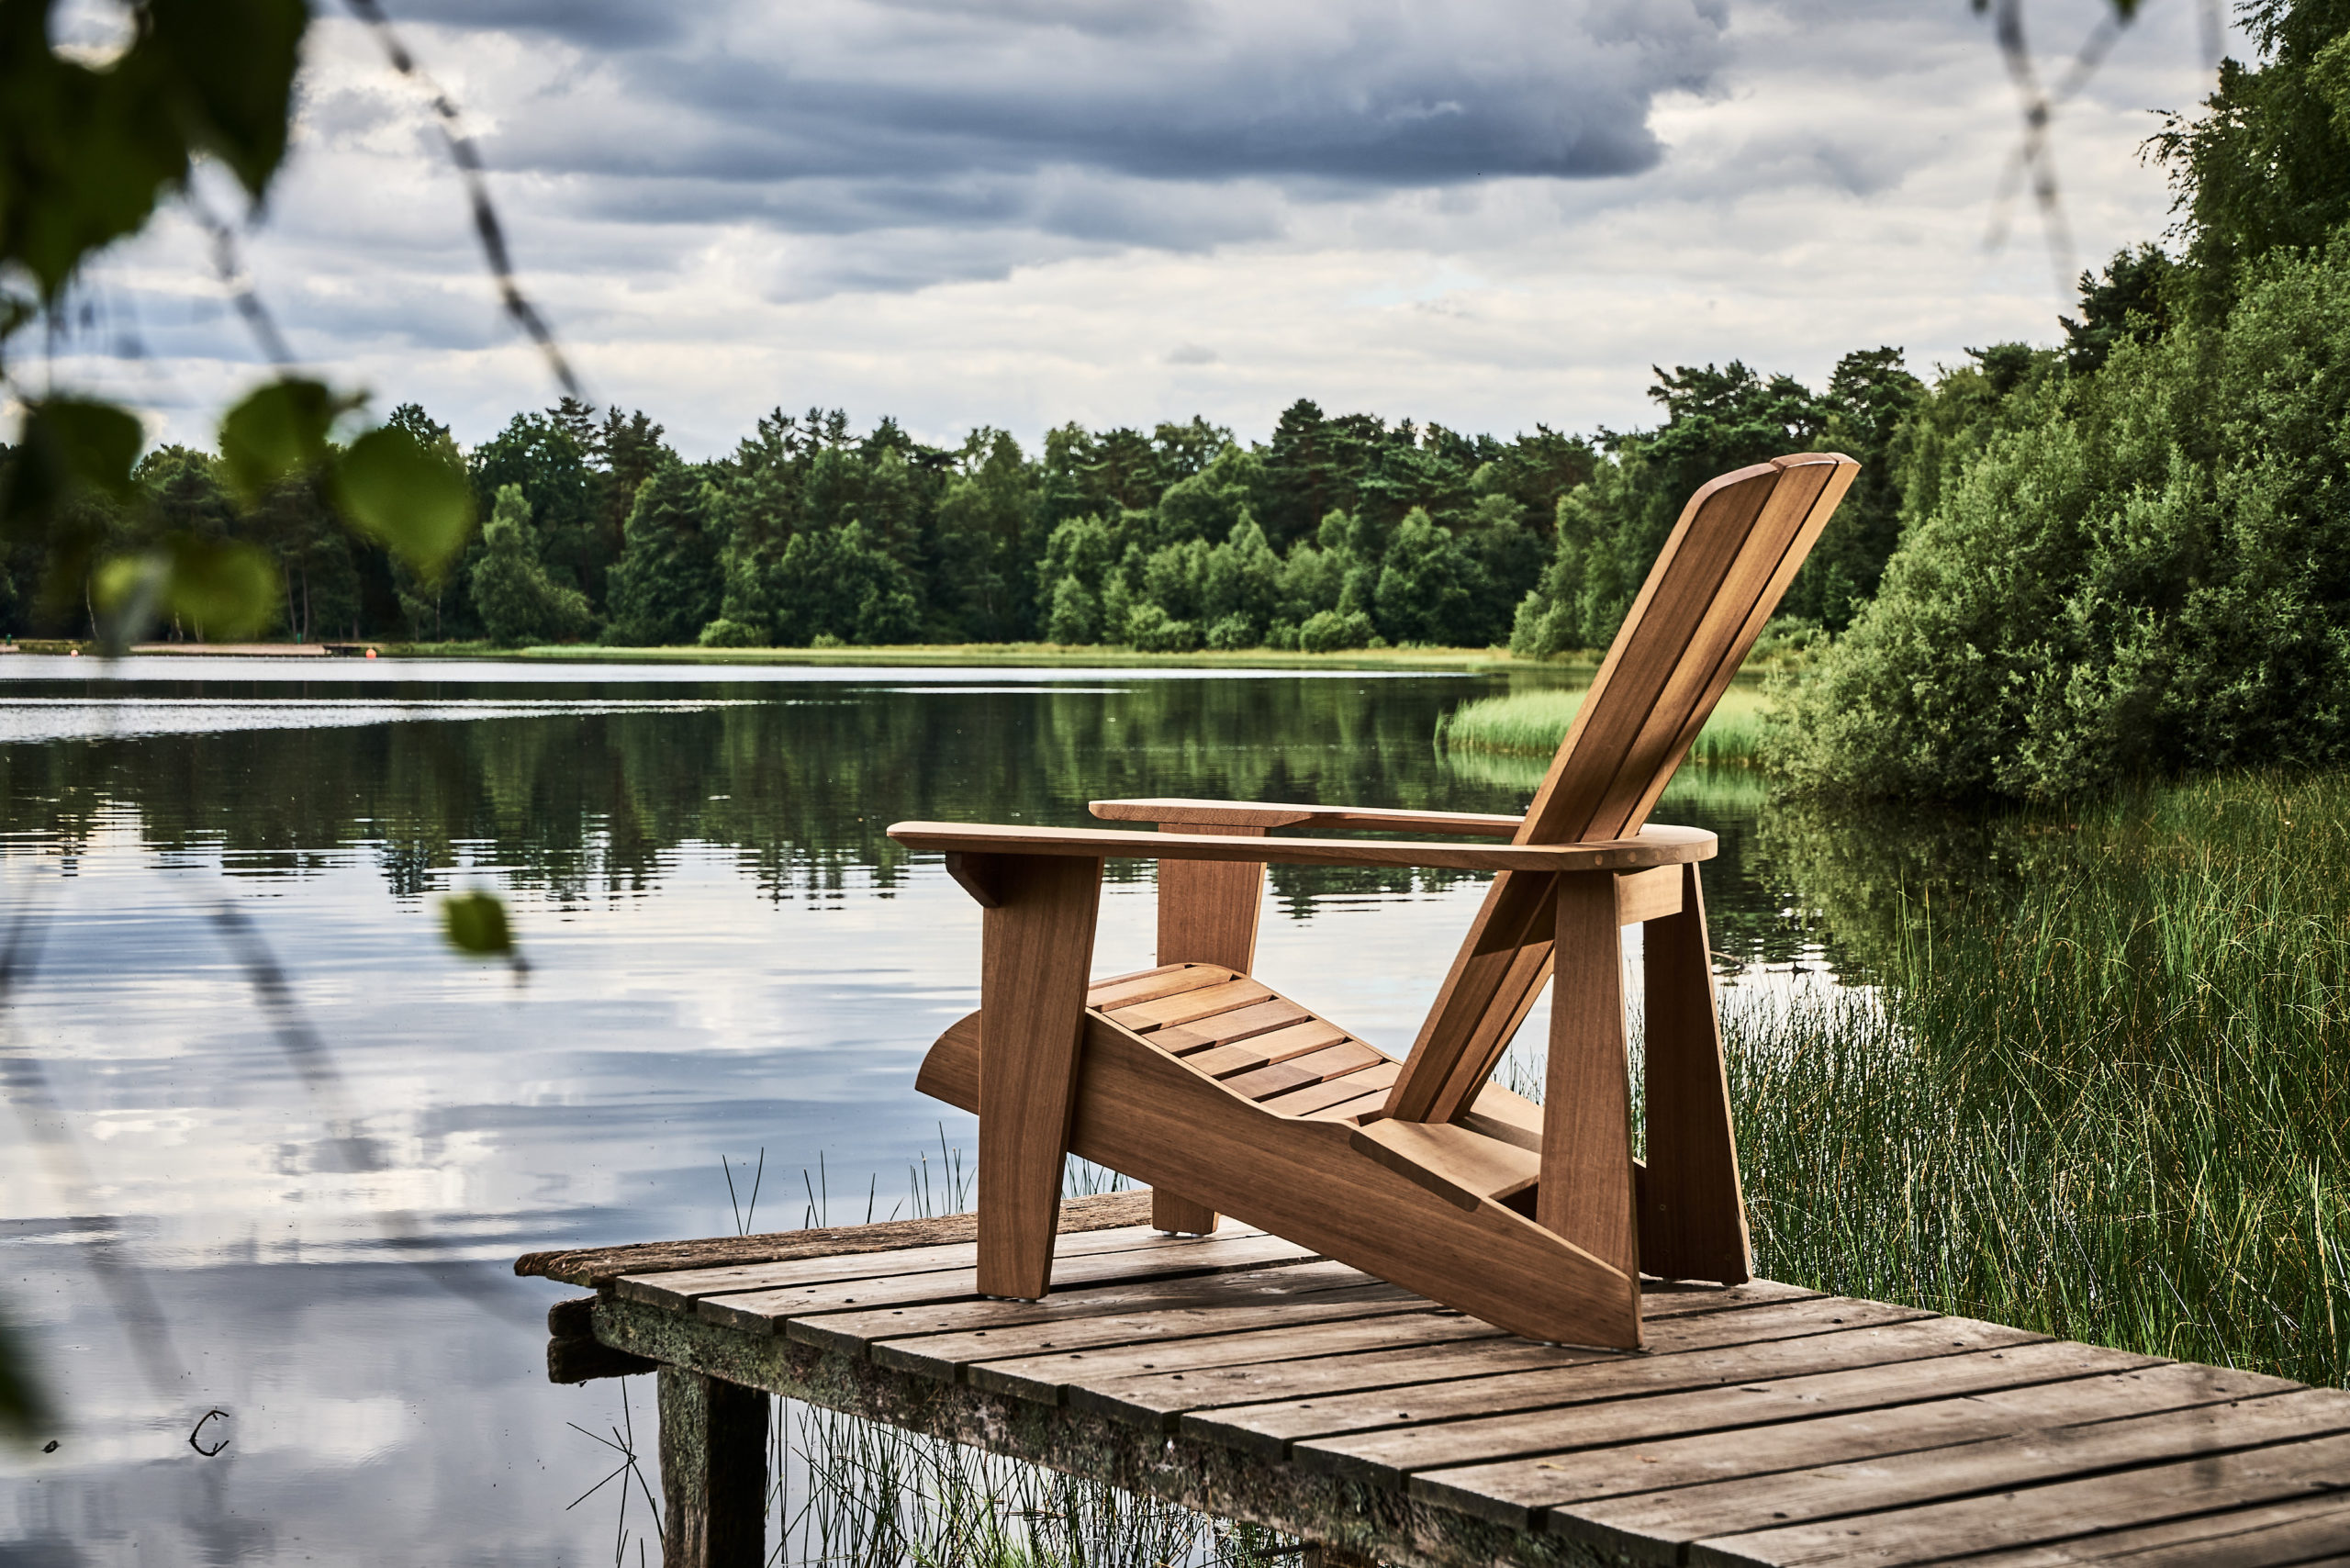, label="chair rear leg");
[1538,870,1639,1282]
[976,853,1104,1299]
[1639,862,1751,1282]
[1148,822,1267,1235]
